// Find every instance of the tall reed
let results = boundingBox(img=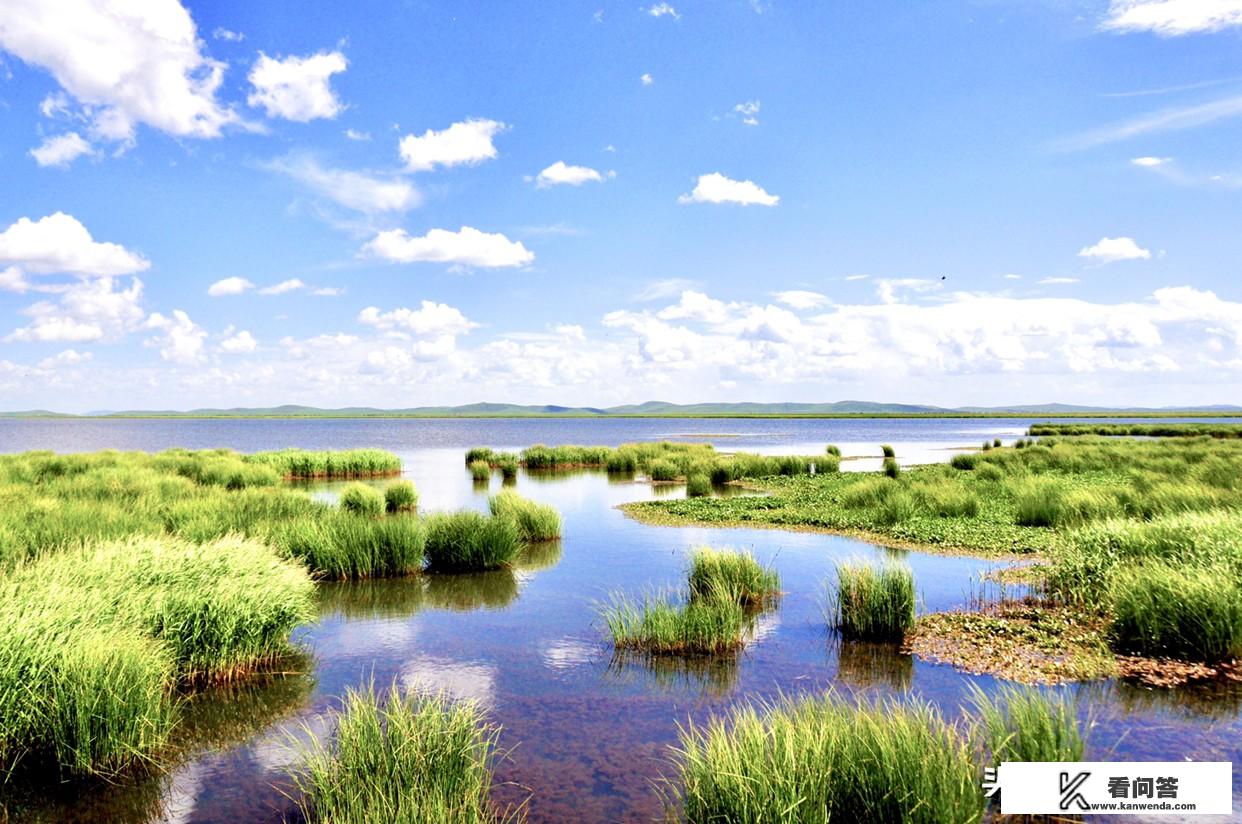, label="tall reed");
[830,560,916,641]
